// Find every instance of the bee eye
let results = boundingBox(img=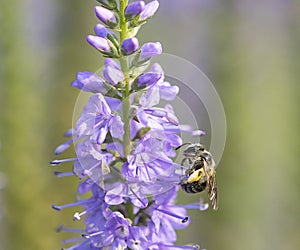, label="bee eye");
[201,152,211,162]
[184,146,196,154]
